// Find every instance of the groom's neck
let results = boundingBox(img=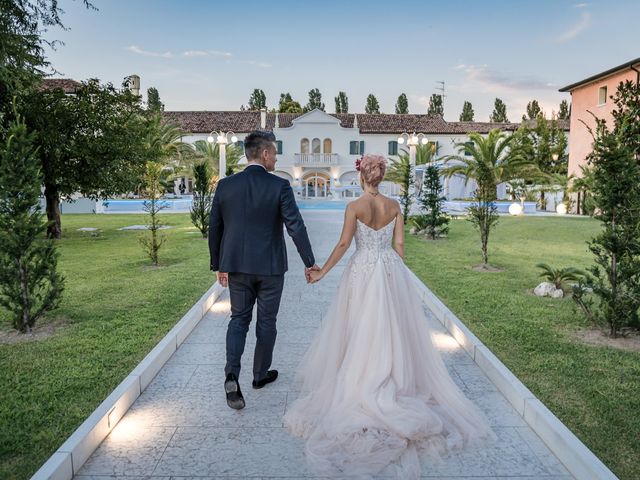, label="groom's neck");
[246,161,267,169]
